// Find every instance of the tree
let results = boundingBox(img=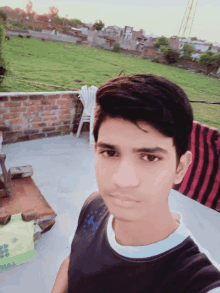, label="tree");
[154,36,170,49]
[0,23,8,85]
[208,43,213,51]
[26,1,33,15]
[0,8,7,24]
[182,44,196,61]
[162,47,181,64]
[31,11,38,22]
[55,15,63,26]
[68,18,83,28]
[37,14,50,23]
[160,45,168,55]
[92,20,104,31]
[211,52,220,68]
[13,7,26,19]
[198,50,220,75]
[48,7,59,23]
[113,43,121,53]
